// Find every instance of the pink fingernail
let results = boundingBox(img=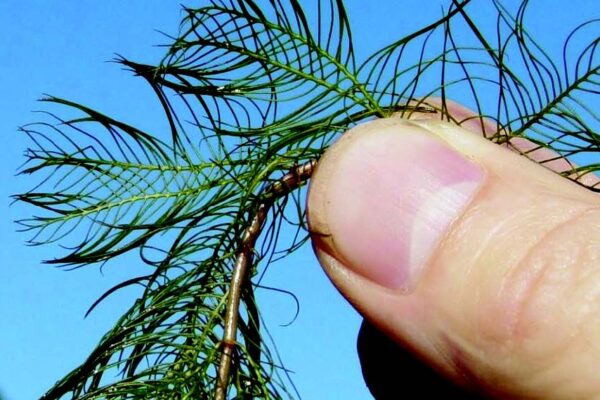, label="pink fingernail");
[326,123,484,292]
